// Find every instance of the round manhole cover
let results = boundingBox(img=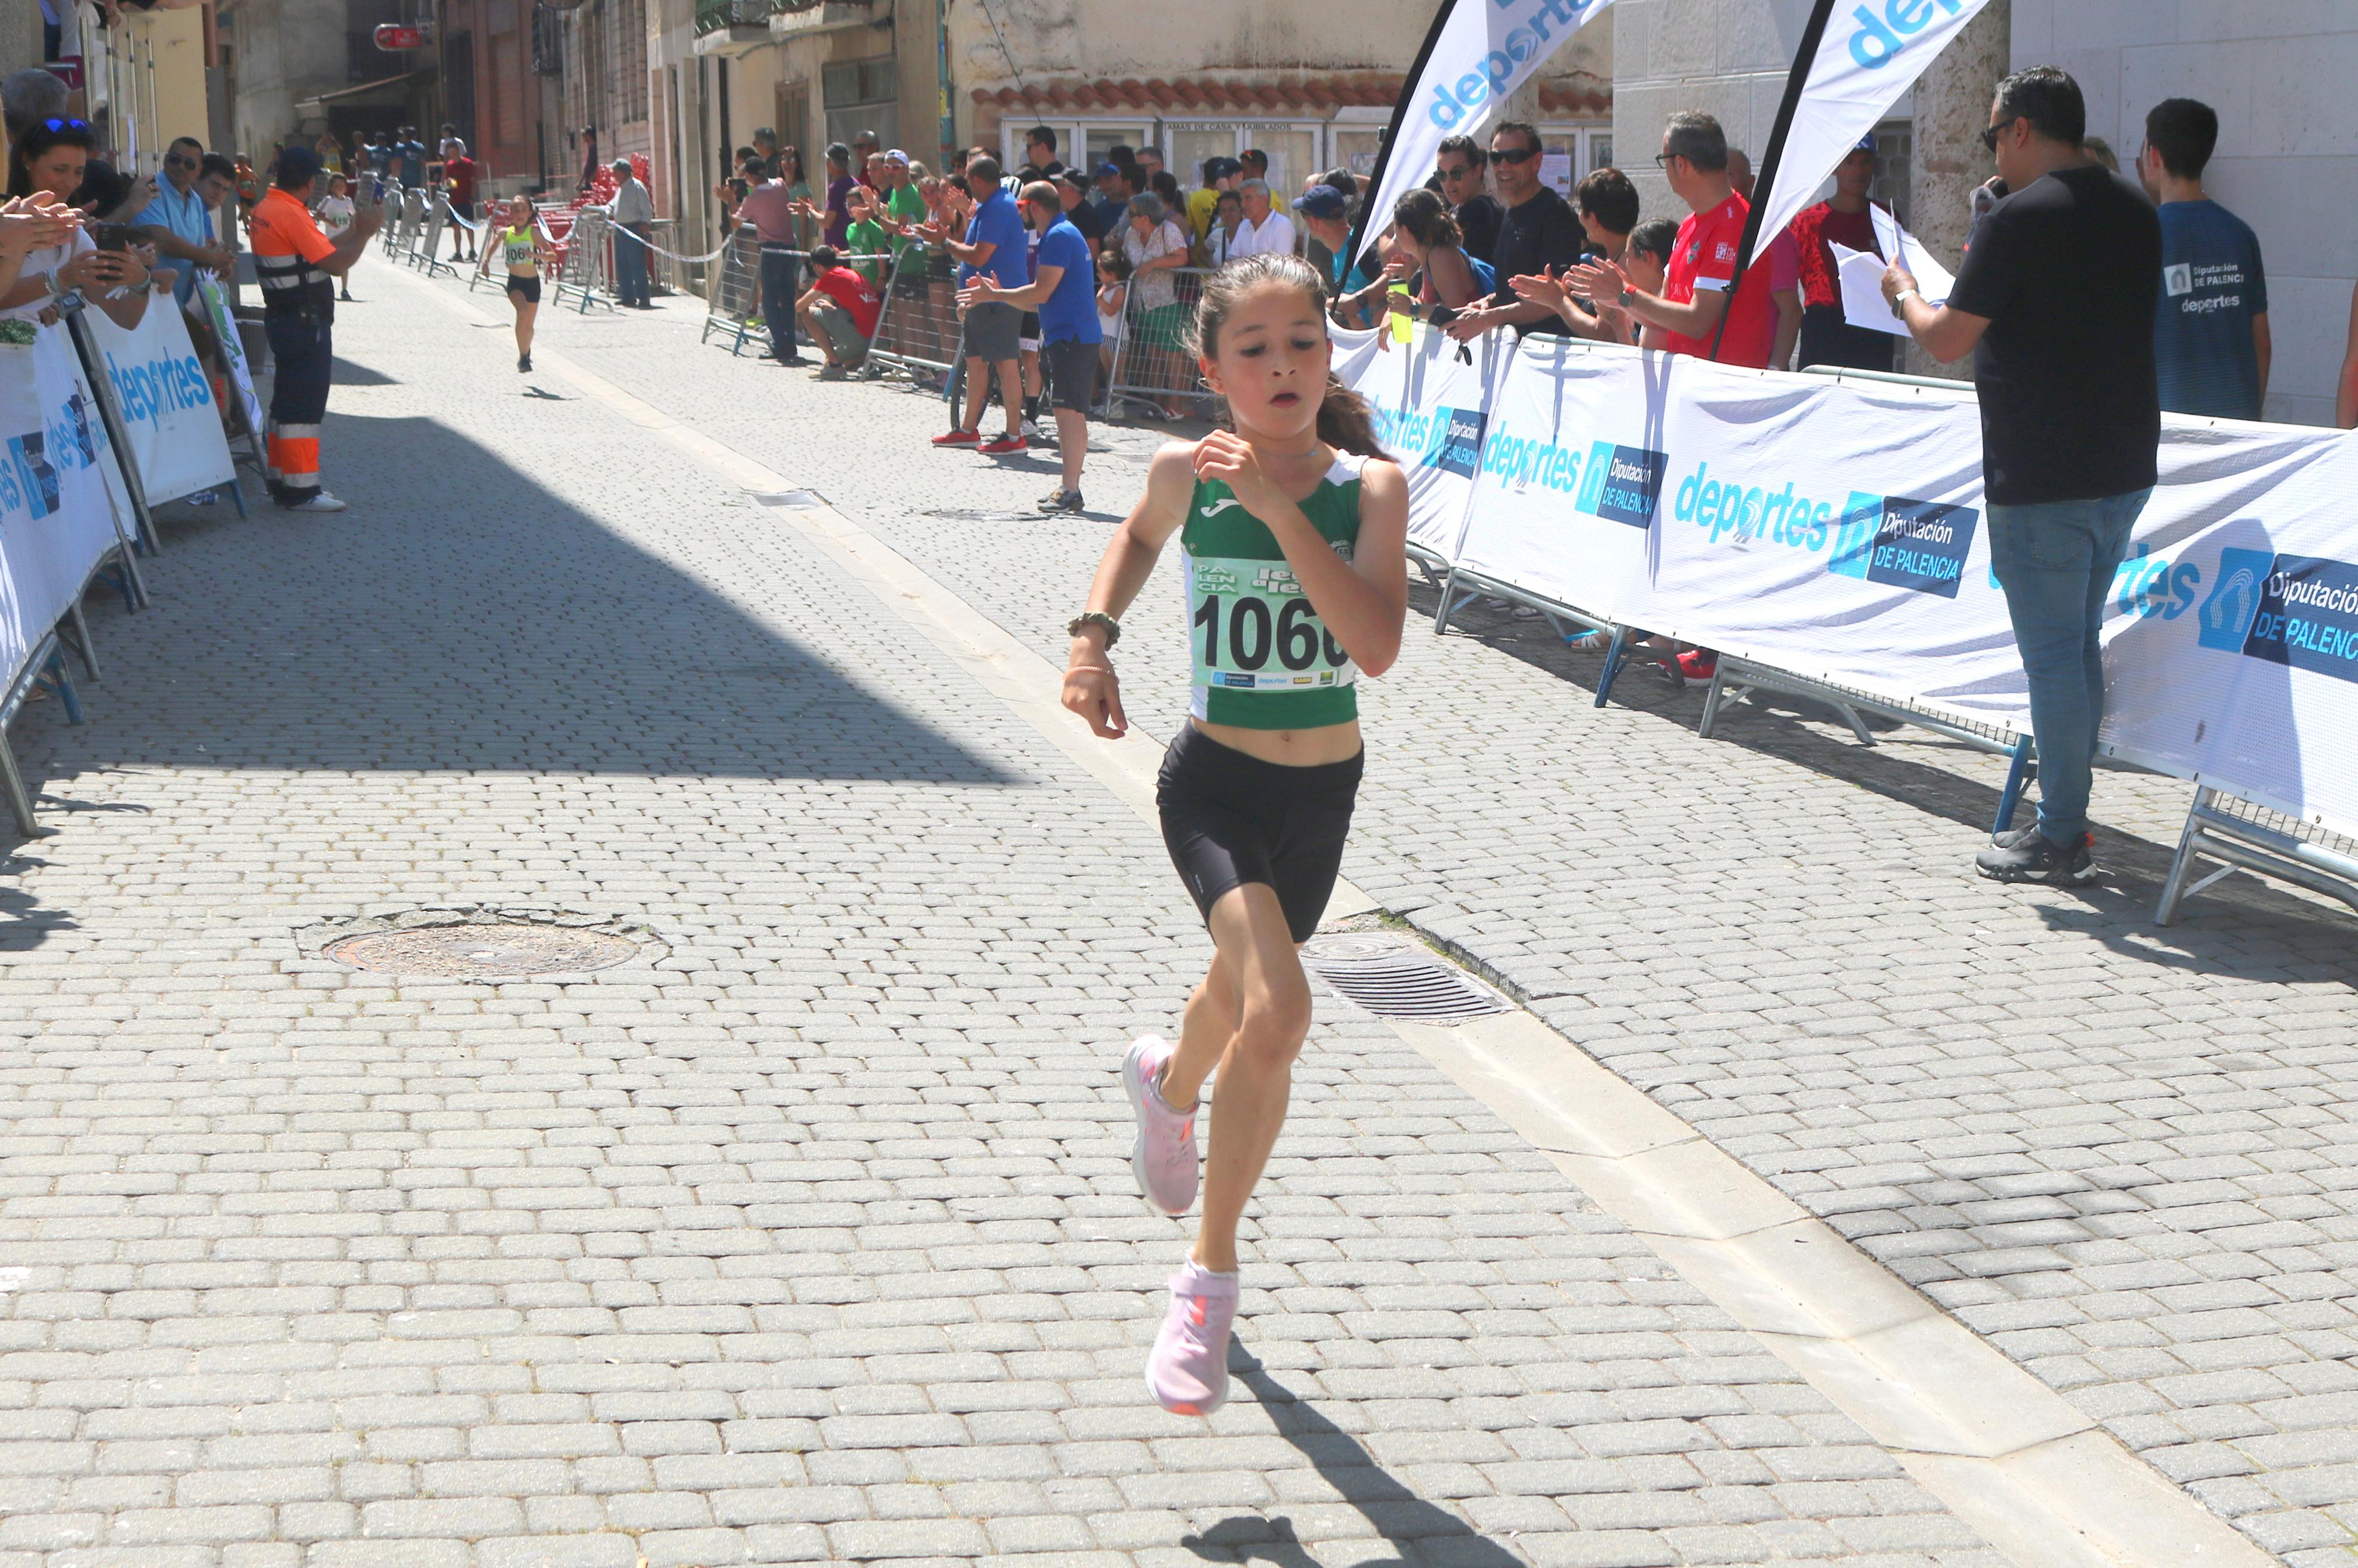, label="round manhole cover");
[324,922,639,978]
